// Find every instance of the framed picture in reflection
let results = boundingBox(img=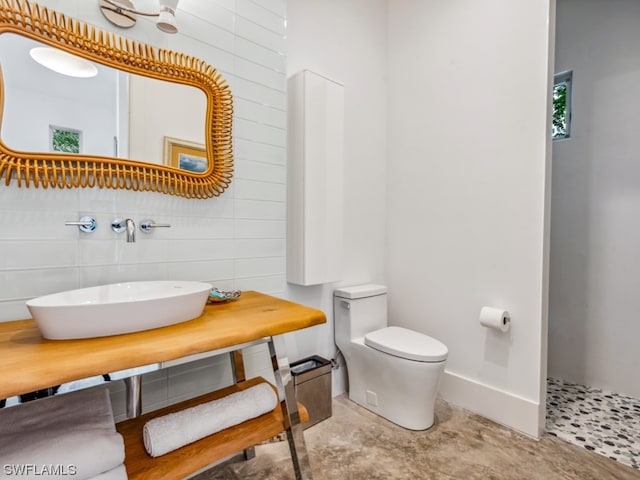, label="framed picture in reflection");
[163,136,208,173]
